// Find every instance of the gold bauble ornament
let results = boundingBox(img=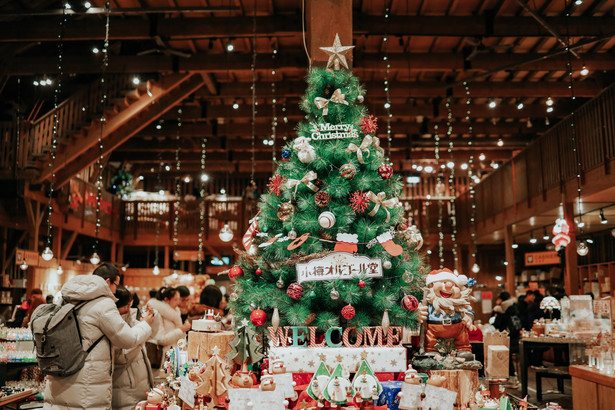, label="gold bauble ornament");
[277,202,295,221]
